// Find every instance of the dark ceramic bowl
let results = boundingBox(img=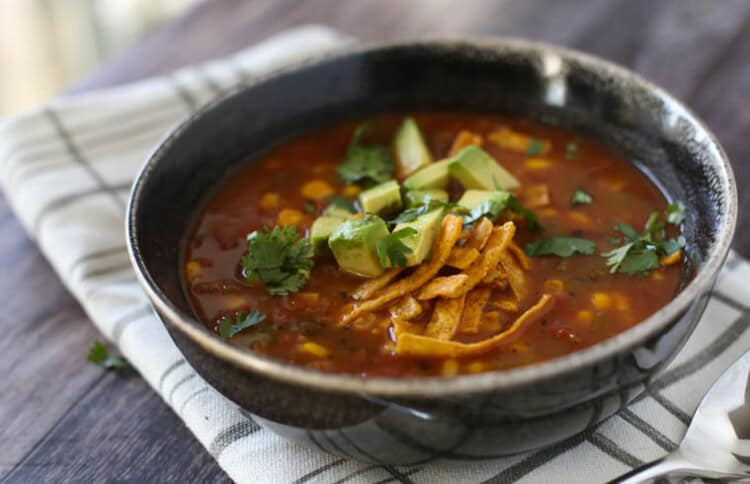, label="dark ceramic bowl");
[127,38,736,464]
